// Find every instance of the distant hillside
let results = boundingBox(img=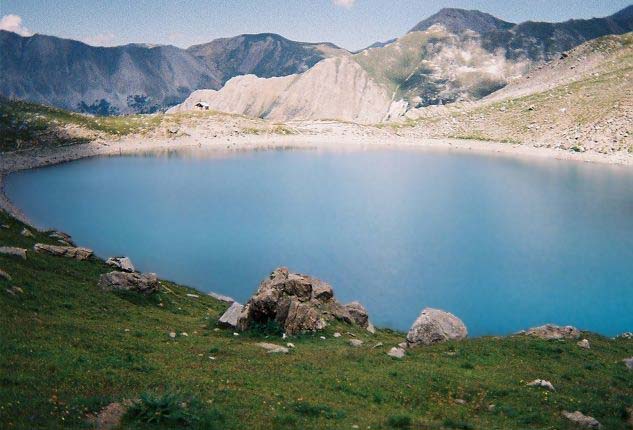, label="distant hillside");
[402,33,633,153]
[0,31,346,114]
